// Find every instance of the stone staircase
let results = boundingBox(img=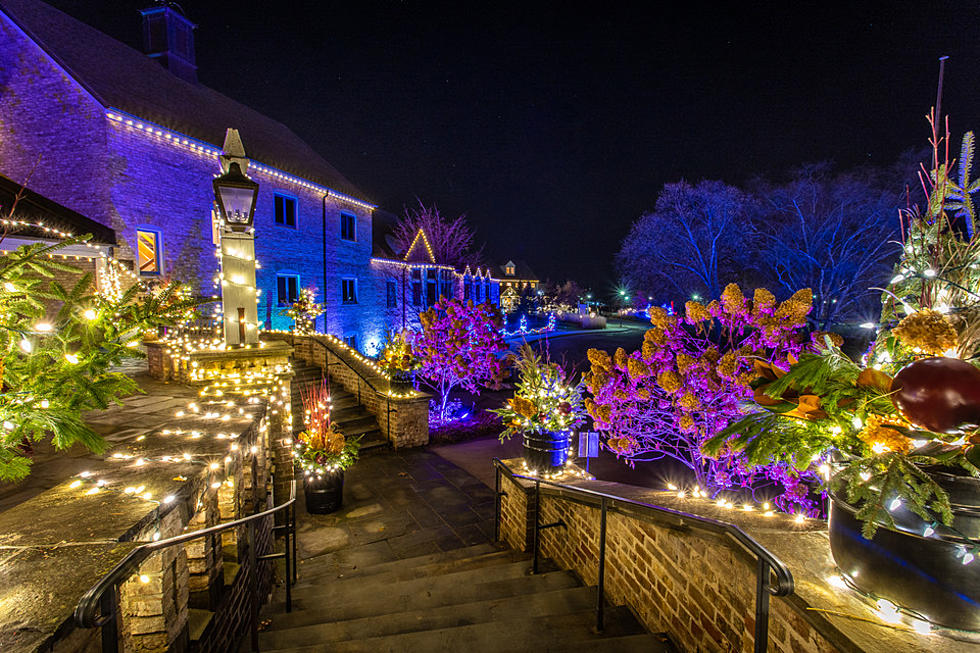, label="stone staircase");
[291,364,387,451]
[256,543,673,652]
